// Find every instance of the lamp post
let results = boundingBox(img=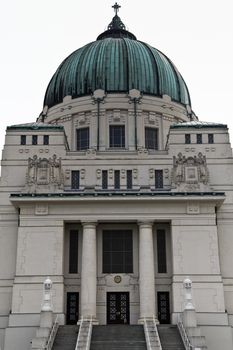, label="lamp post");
[183,277,194,310]
[41,277,53,312]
